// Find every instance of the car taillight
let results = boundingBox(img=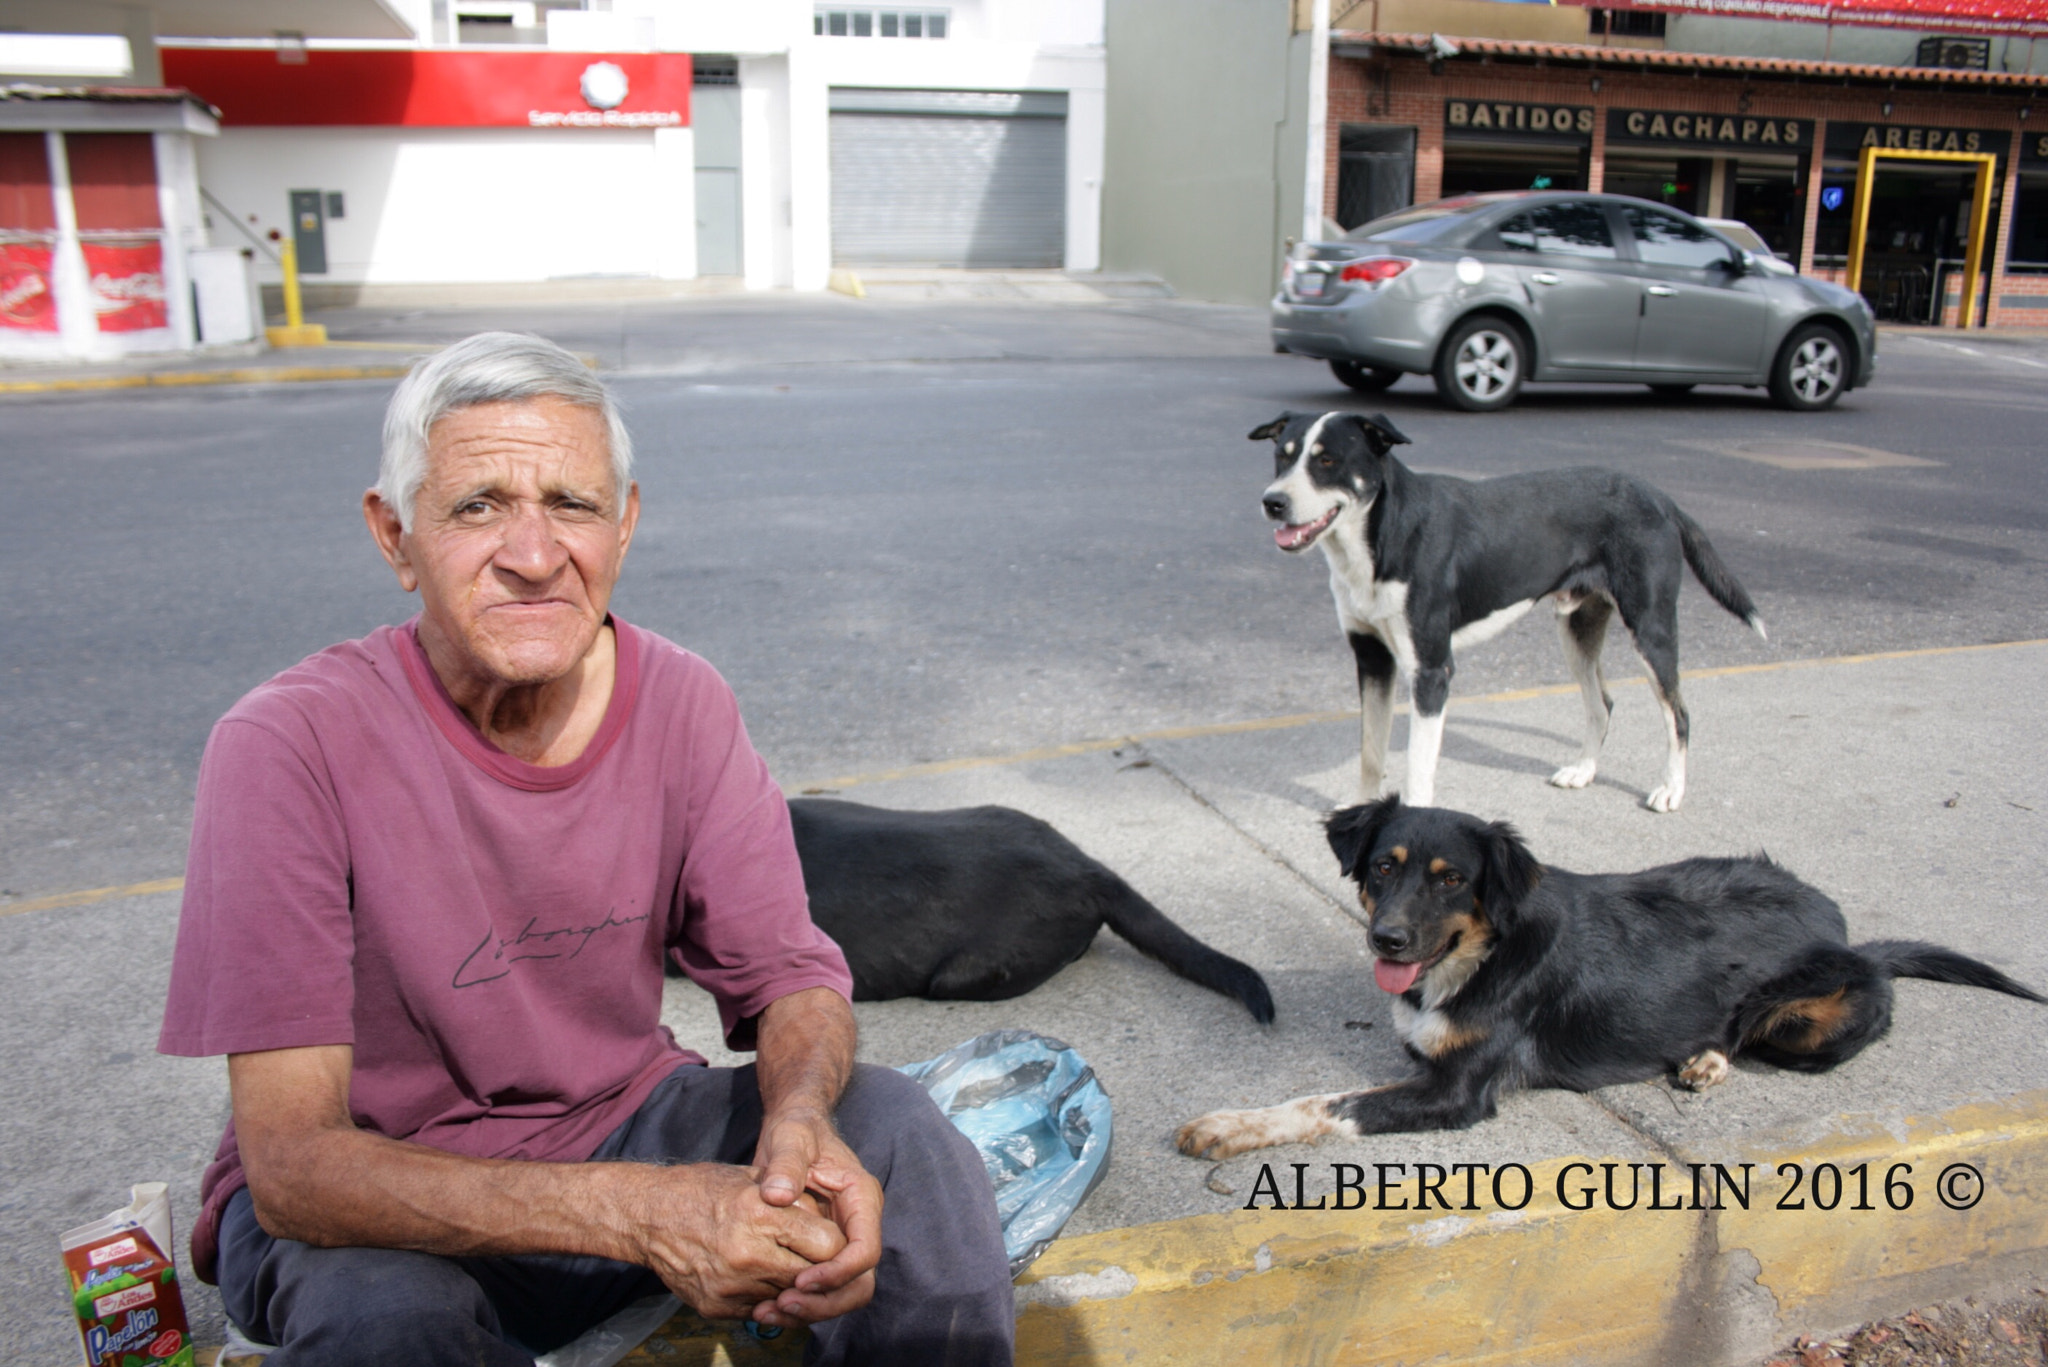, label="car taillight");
[1339,257,1412,284]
